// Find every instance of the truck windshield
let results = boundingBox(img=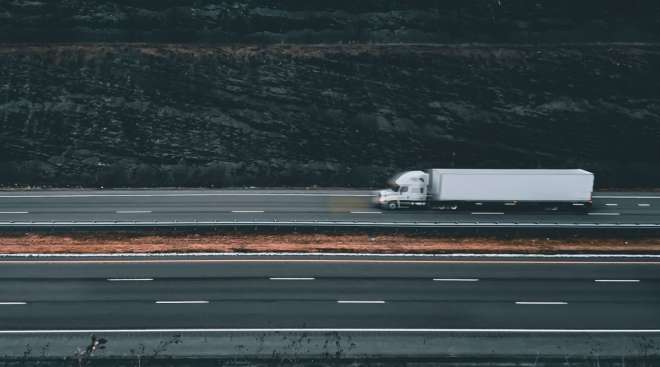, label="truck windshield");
[387,173,402,192]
